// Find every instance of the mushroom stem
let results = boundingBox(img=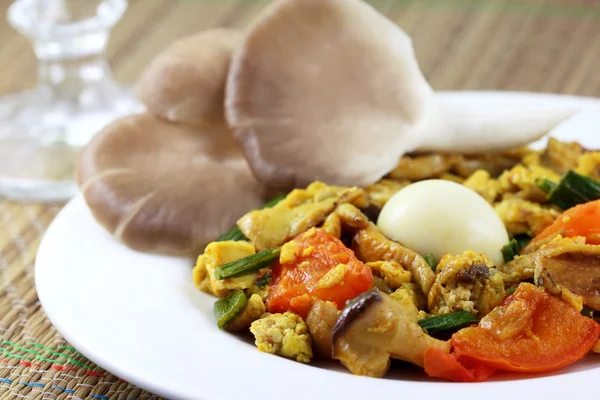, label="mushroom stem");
[416,99,578,154]
[331,290,450,377]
